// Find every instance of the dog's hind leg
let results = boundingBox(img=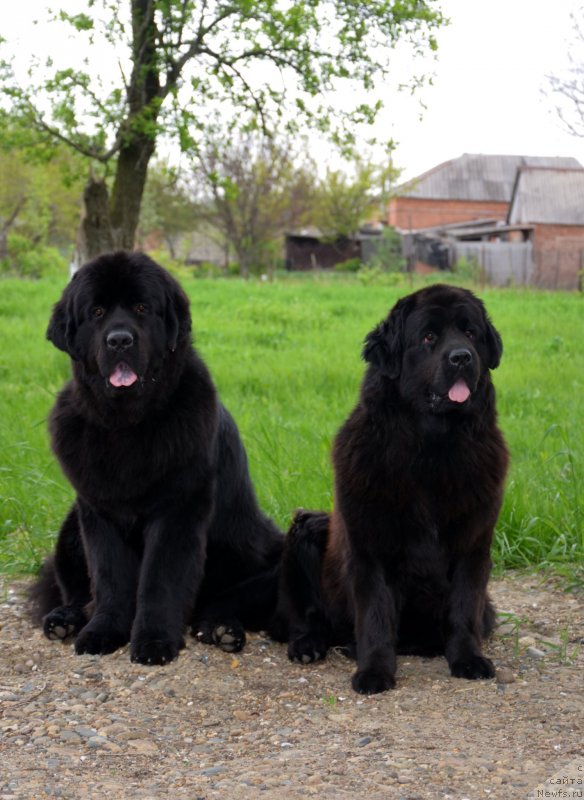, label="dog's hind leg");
[28,504,91,640]
[192,563,282,653]
[277,510,331,664]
